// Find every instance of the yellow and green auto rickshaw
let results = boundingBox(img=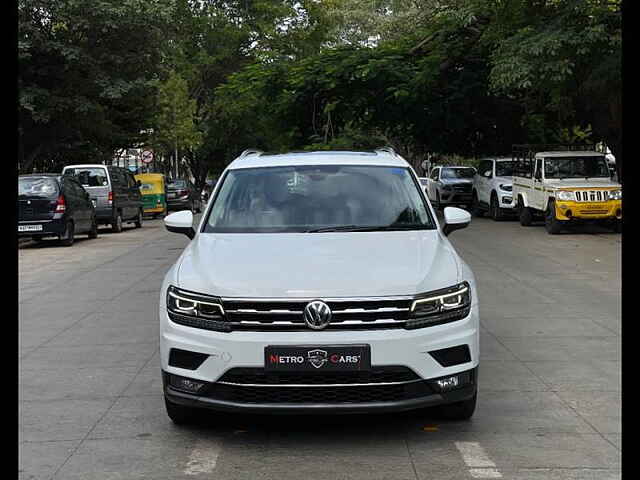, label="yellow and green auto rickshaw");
[135,173,167,218]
